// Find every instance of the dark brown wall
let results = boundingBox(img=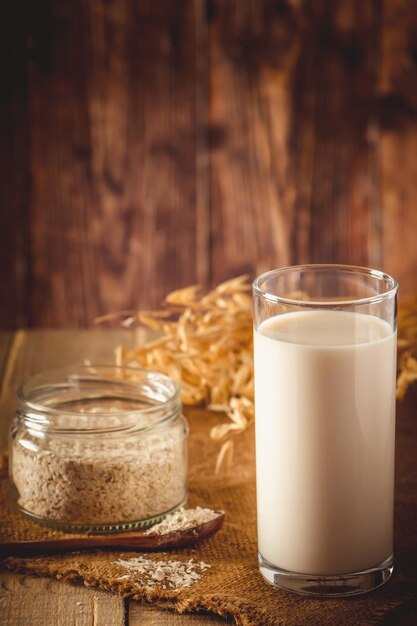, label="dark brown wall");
[1,0,417,328]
